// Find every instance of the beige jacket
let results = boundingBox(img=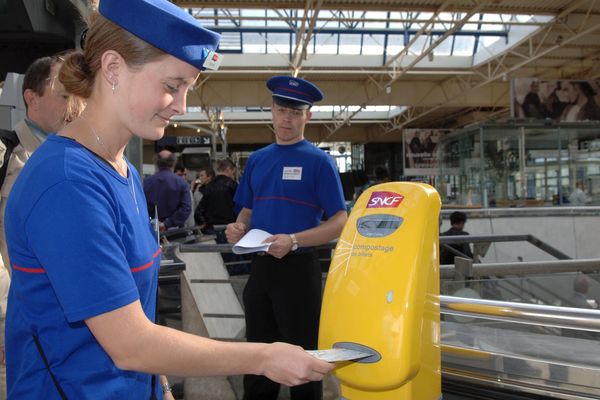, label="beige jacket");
[0,120,44,270]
